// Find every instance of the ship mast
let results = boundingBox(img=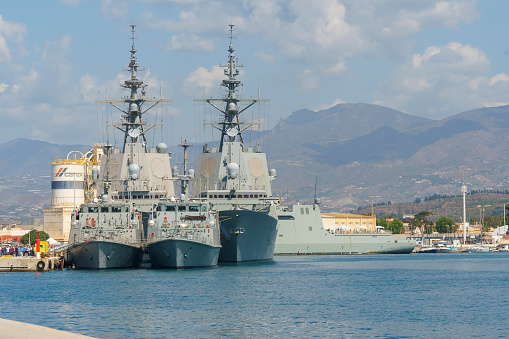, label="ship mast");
[97,24,172,153]
[195,24,268,152]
